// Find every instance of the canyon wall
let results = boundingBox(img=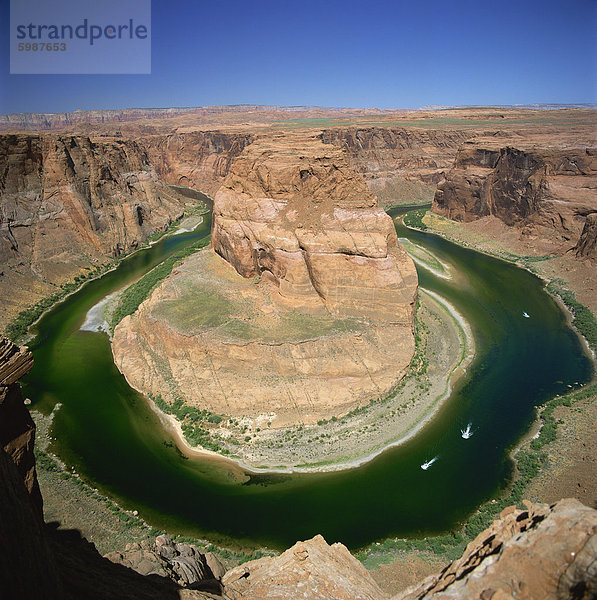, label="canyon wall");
[432,140,597,254]
[0,133,189,327]
[320,127,469,206]
[0,338,40,518]
[0,337,63,599]
[0,107,207,131]
[574,212,597,258]
[0,105,385,132]
[141,131,254,195]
